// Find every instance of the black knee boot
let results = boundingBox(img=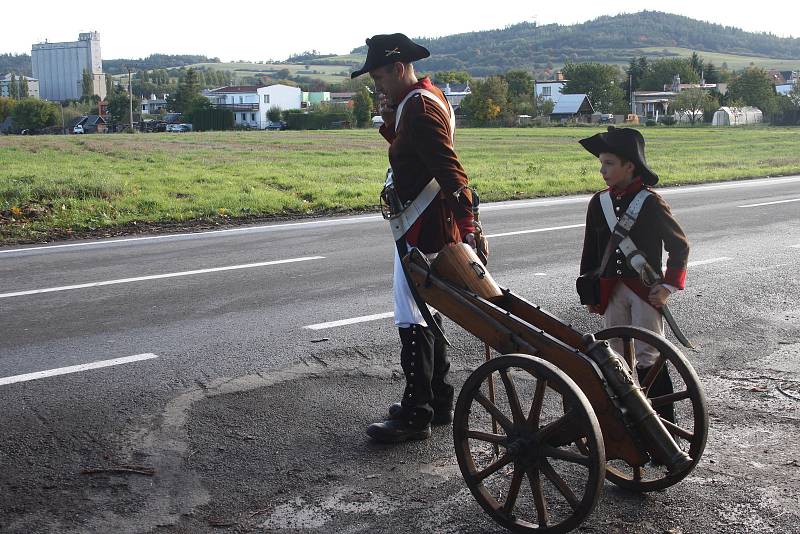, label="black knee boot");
[367,324,434,443]
[638,365,676,425]
[430,313,454,424]
[387,315,453,424]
